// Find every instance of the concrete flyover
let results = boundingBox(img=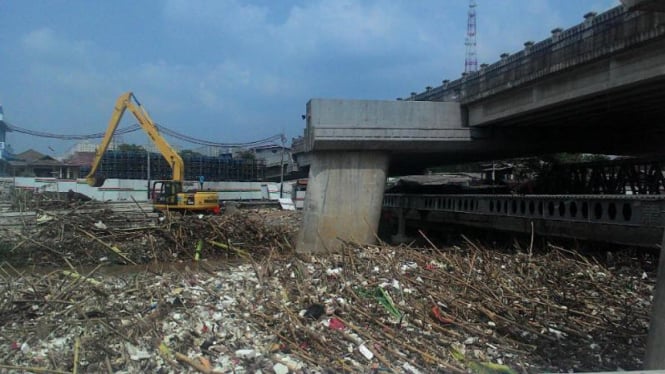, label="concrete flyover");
[295,3,665,254]
[409,4,665,169]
